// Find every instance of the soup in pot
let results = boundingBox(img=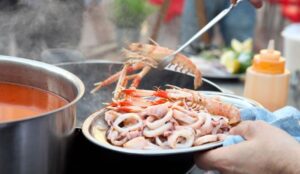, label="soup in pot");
[0,82,68,122]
